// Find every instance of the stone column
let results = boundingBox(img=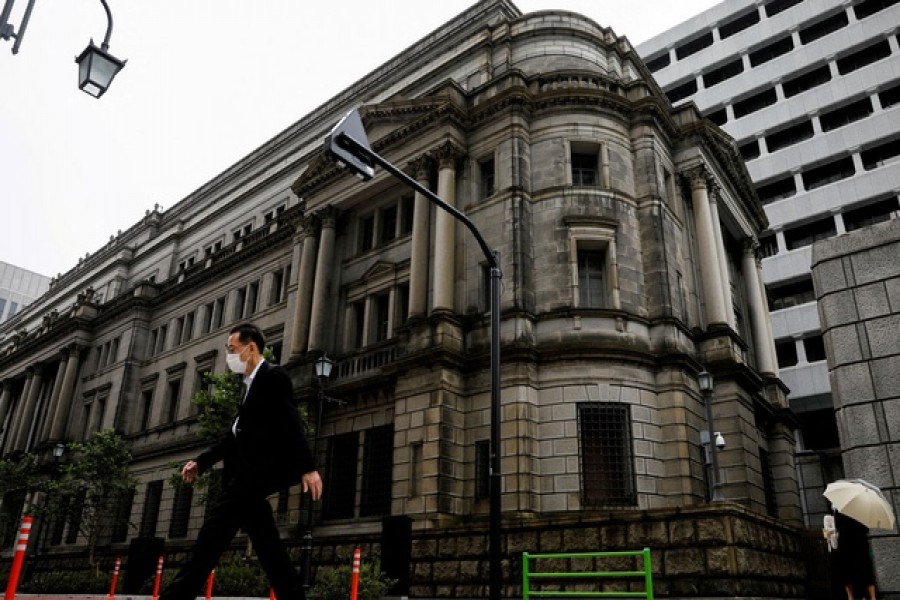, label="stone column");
[688,168,728,326]
[742,242,777,376]
[408,156,432,320]
[308,208,338,352]
[600,144,611,188]
[708,184,735,327]
[14,365,43,450]
[755,258,779,377]
[5,371,32,452]
[0,380,11,442]
[432,143,460,312]
[290,218,320,357]
[49,345,82,441]
[40,354,69,441]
